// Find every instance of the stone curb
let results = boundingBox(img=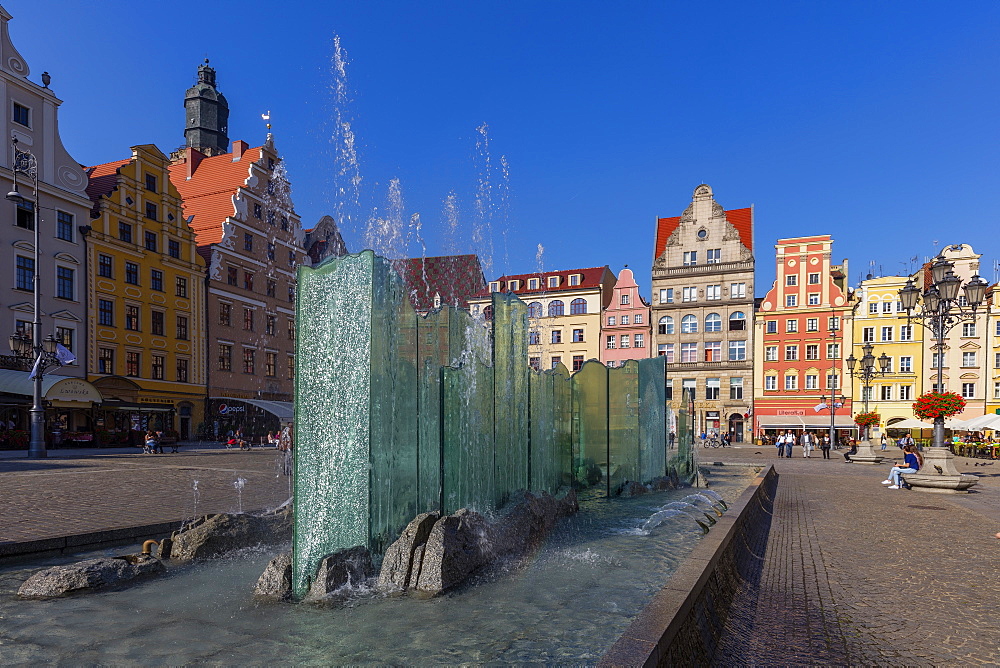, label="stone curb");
[599,465,778,667]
